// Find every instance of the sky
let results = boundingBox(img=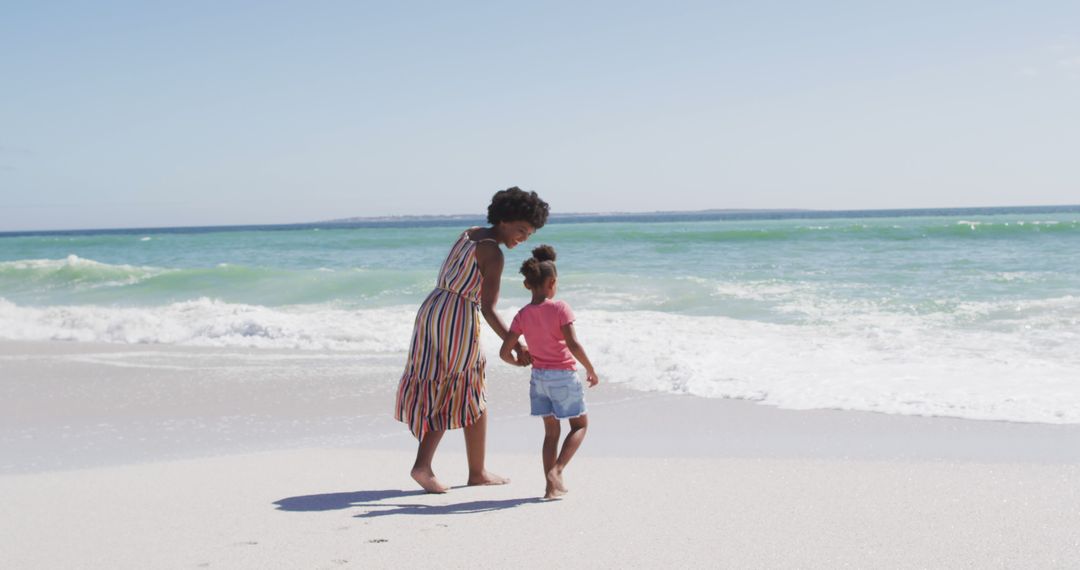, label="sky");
[2,1,1079,231]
